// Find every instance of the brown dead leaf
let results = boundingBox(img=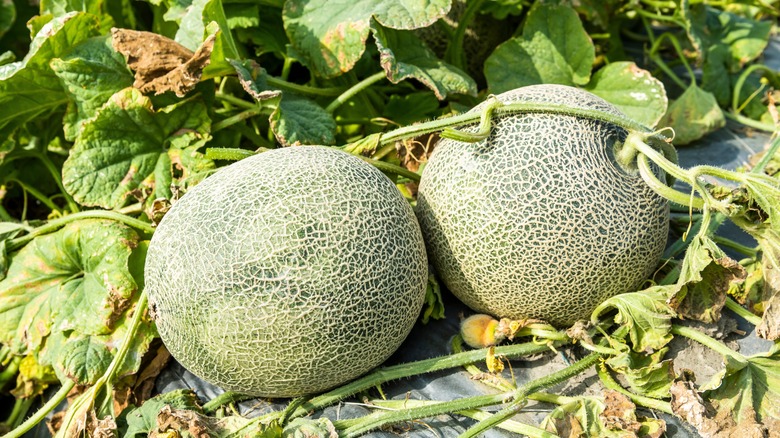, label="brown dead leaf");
[669,377,766,438]
[46,384,89,435]
[113,342,171,414]
[397,133,438,173]
[600,390,642,433]
[111,28,214,97]
[757,256,780,340]
[548,414,584,438]
[151,405,211,438]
